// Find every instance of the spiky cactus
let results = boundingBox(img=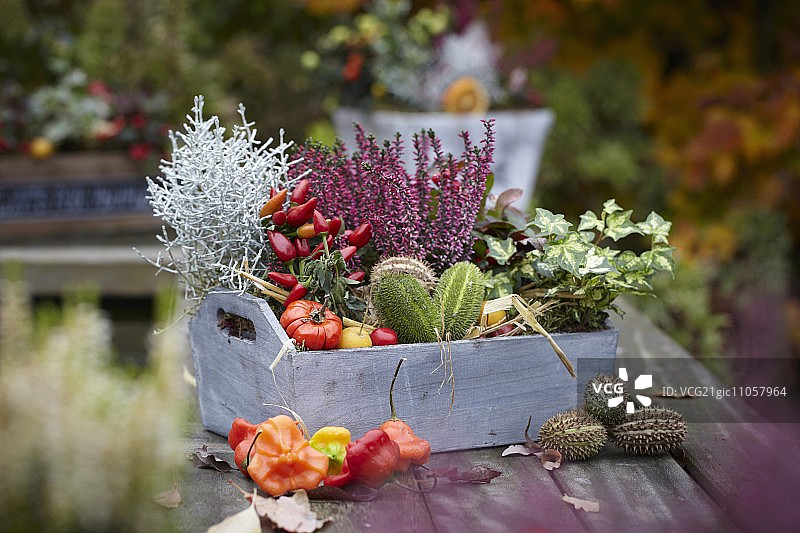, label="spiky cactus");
[584,374,631,426]
[370,256,438,292]
[433,262,484,340]
[609,406,687,455]
[373,274,438,344]
[538,409,607,461]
